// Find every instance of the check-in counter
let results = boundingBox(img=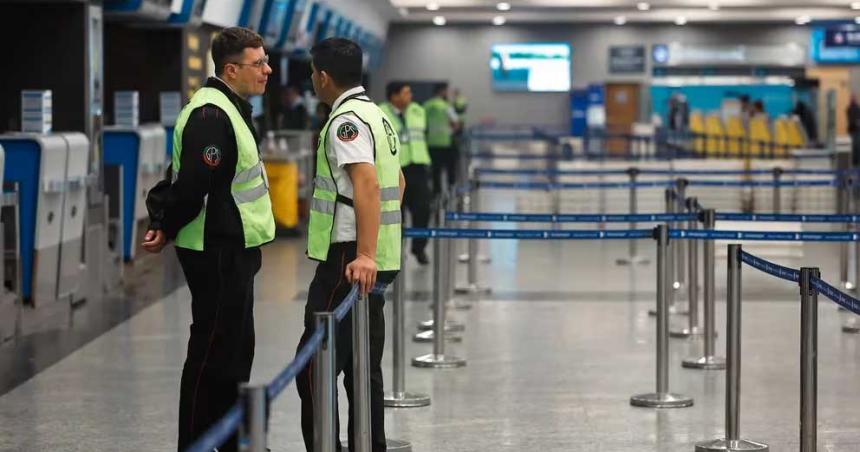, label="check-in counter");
[0,132,88,306]
[58,134,89,302]
[103,124,167,261]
